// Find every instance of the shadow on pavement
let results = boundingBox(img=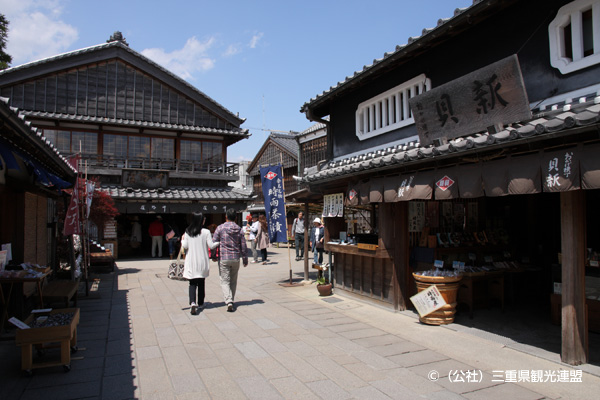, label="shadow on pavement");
[0,266,139,399]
